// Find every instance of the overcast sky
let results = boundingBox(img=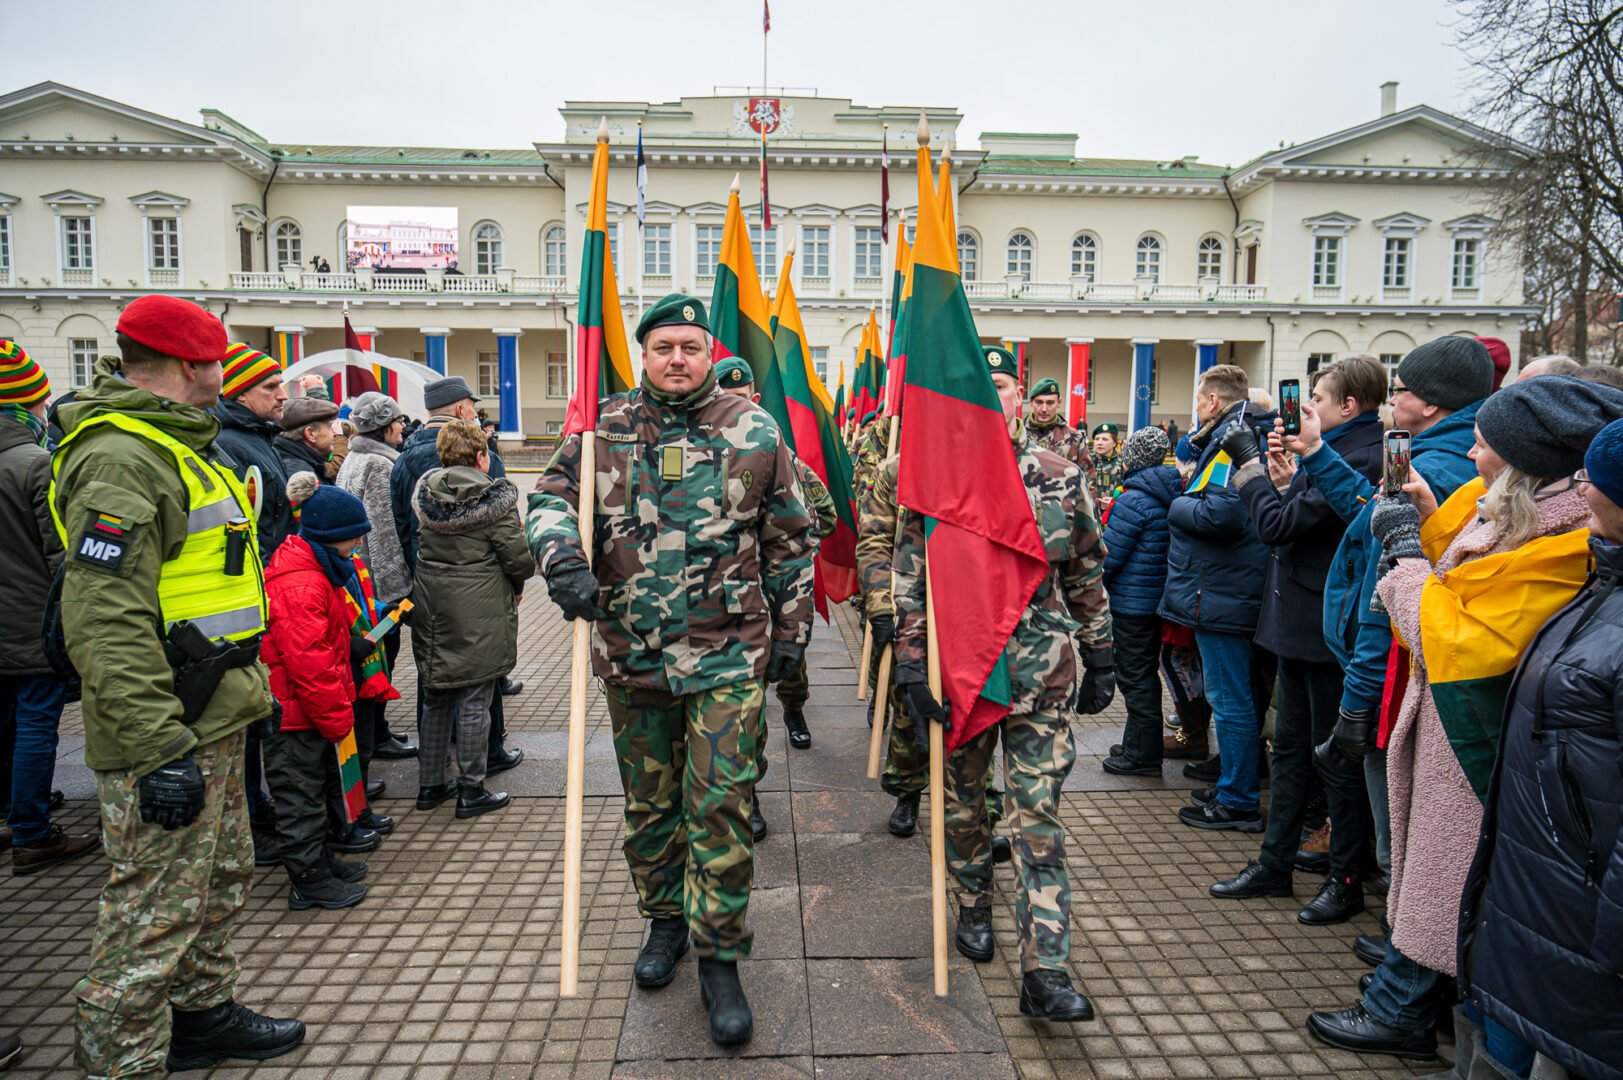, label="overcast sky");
[6,0,1476,164]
